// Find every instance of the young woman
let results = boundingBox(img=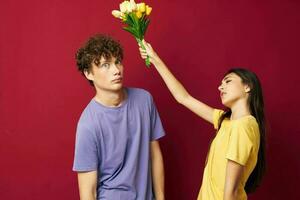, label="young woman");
[139,40,266,200]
